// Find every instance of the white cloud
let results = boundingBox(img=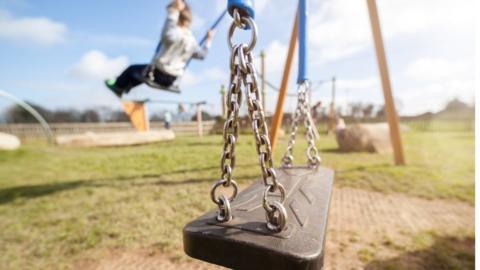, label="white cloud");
[336,78,378,90]
[308,0,475,63]
[69,50,129,81]
[263,40,288,75]
[191,13,206,32]
[86,34,151,48]
[255,0,269,14]
[0,9,67,45]
[399,79,474,115]
[405,58,471,82]
[182,67,227,87]
[401,56,474,114]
